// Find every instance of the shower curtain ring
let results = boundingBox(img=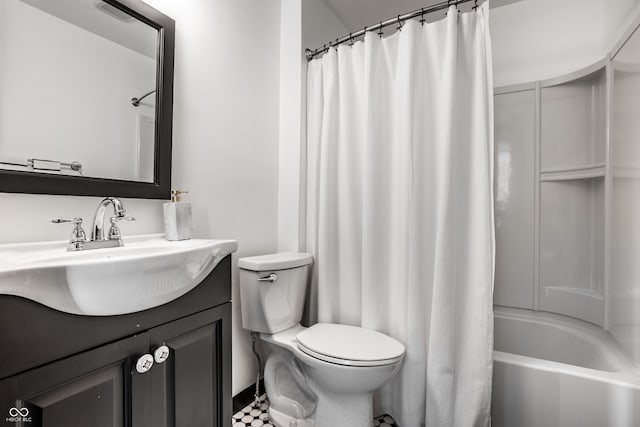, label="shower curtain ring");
[420,8,426,25]
[396,15,403,31]
[378,22,384,38]
[349,33,354,46]
[473,0,479,10]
